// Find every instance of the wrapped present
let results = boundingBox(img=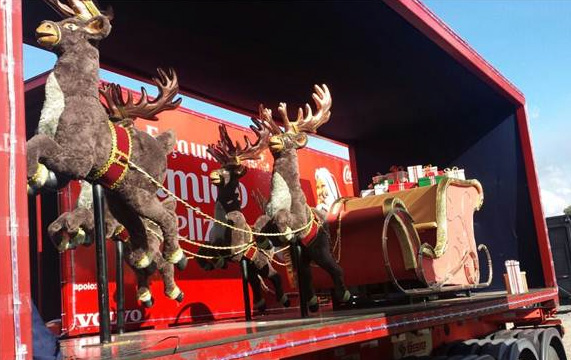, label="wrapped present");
[407,165,423,183]
[374,181,390,195]
[360,189,375,197]
[388,181,416,192]
[418,175,445,187]
[386,165,409,183]
[423,164,439,177]
[443,166,466,180]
